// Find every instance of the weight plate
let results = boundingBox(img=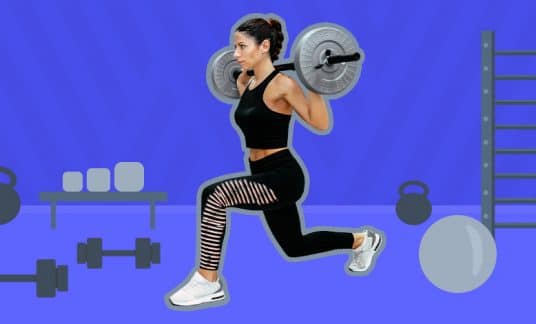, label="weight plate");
[293,23,363,96]
[77,243,87,264]
[135,238,151,268]
[207,48,242,102]
[36,259,56,298]
[56,265,68,292]
[151,243,161,264]
[87,238,102,269]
